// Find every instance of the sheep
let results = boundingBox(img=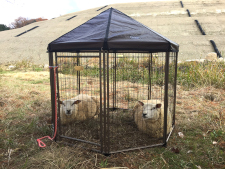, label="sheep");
[133,100,172,138]
[59,94,100,125]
